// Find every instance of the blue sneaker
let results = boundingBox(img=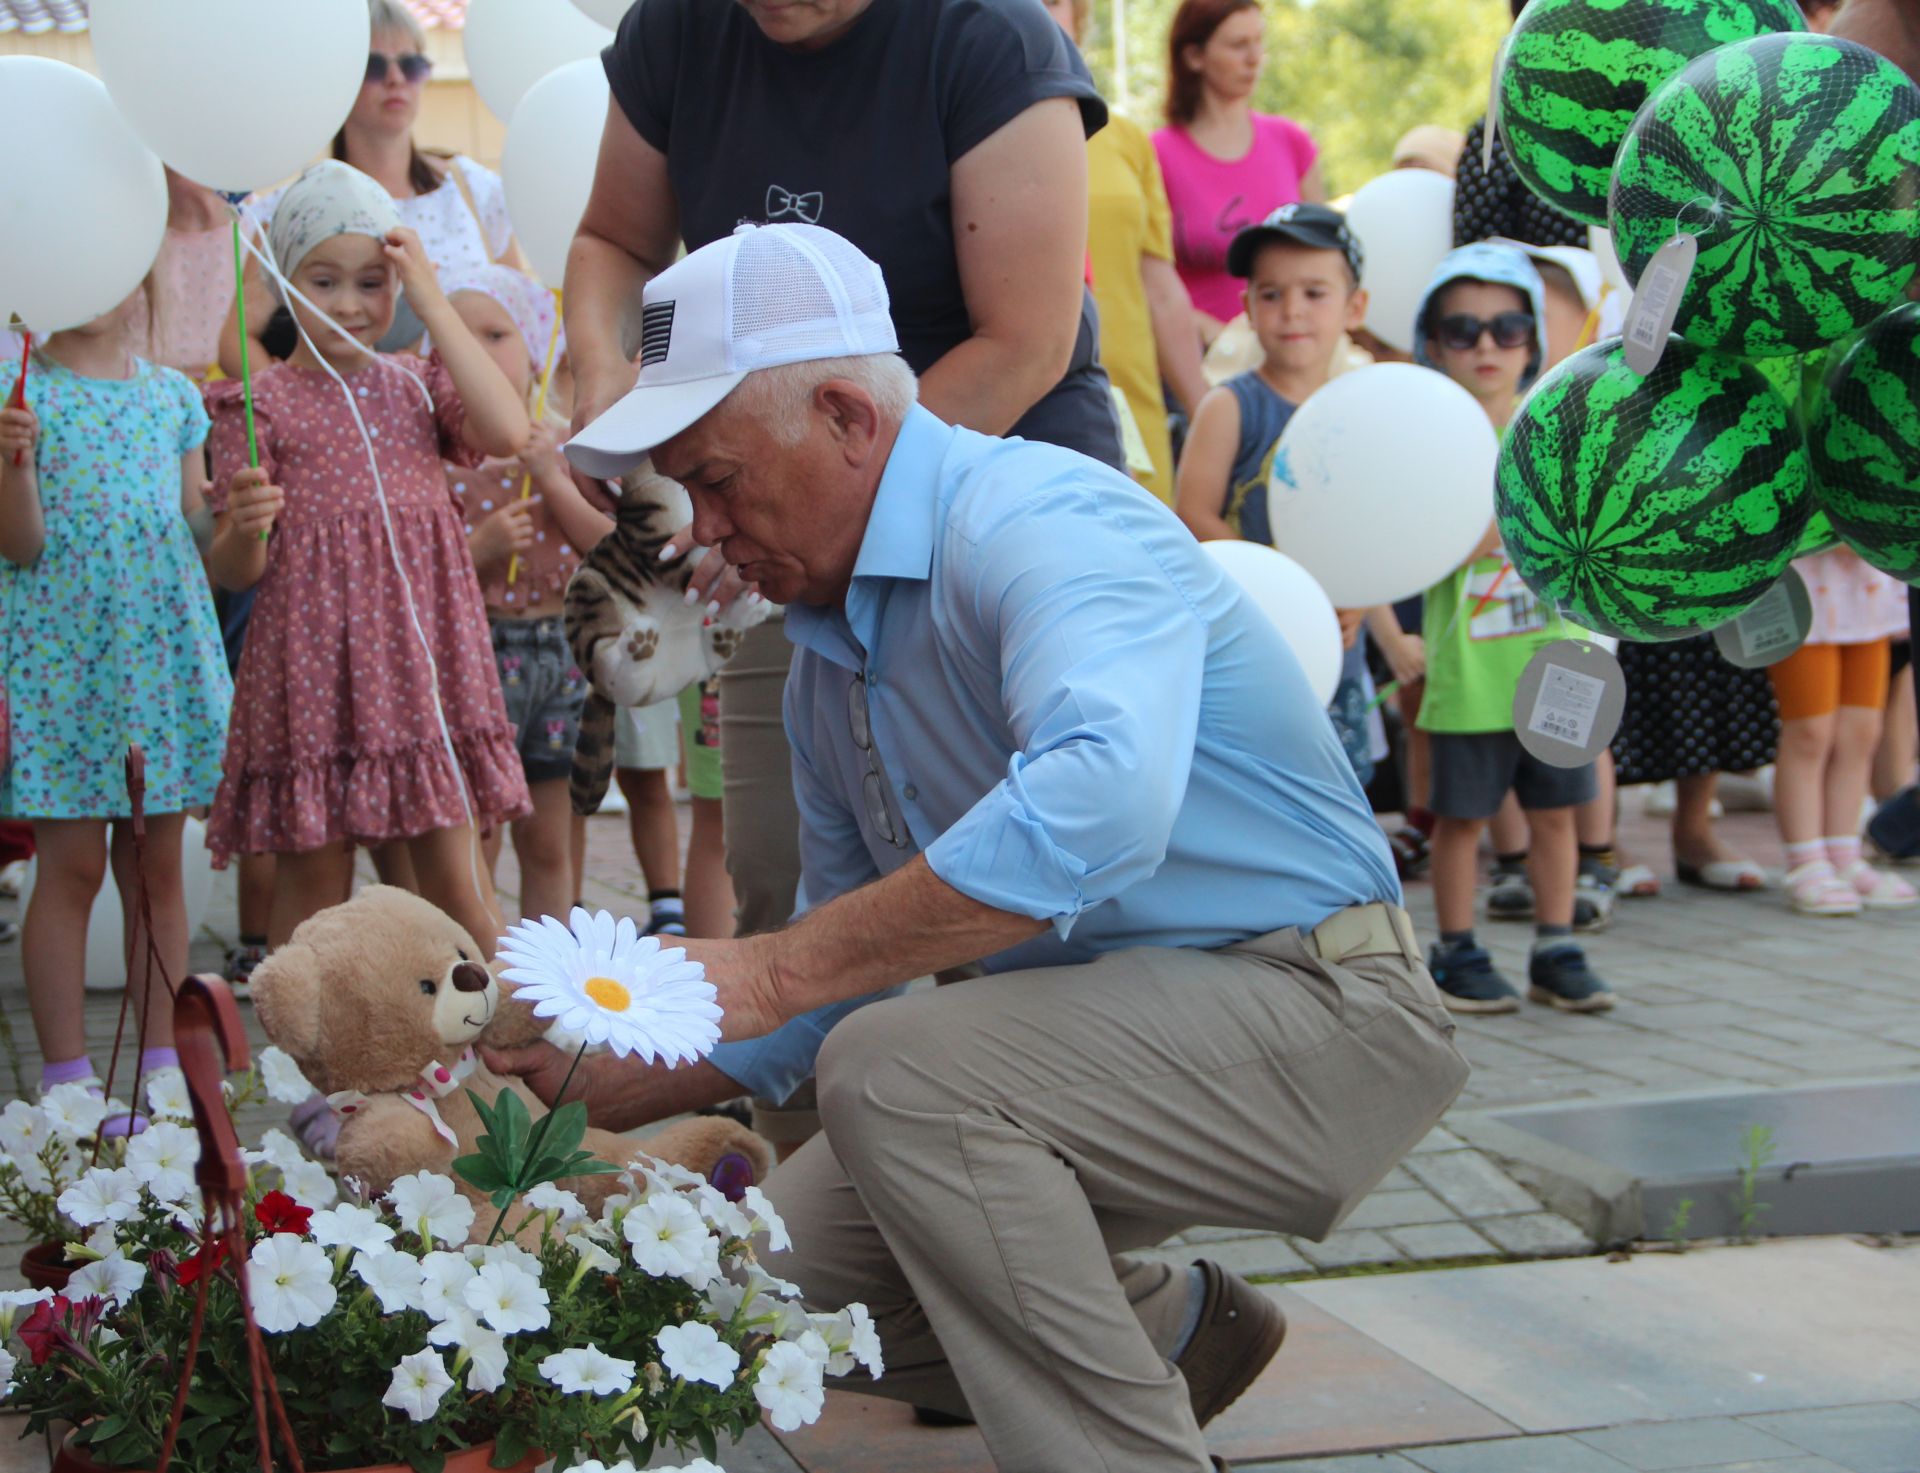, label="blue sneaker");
[1528,943,1616,1013]
[1428,941,1521,1015]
